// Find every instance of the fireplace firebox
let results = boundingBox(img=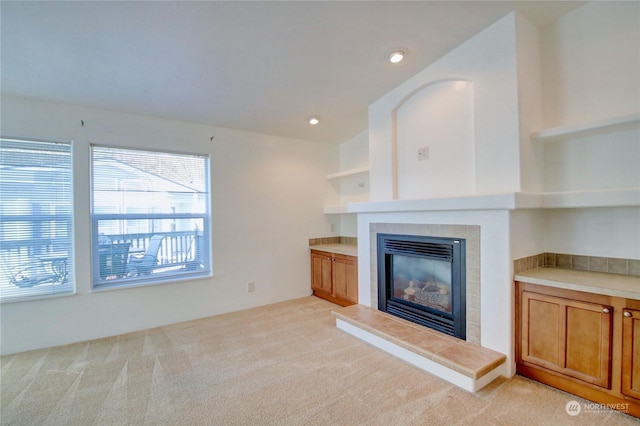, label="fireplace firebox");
[377,233,466,340]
